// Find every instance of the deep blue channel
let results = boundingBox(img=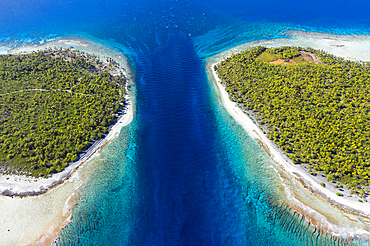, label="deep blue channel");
[132,31,247,244]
